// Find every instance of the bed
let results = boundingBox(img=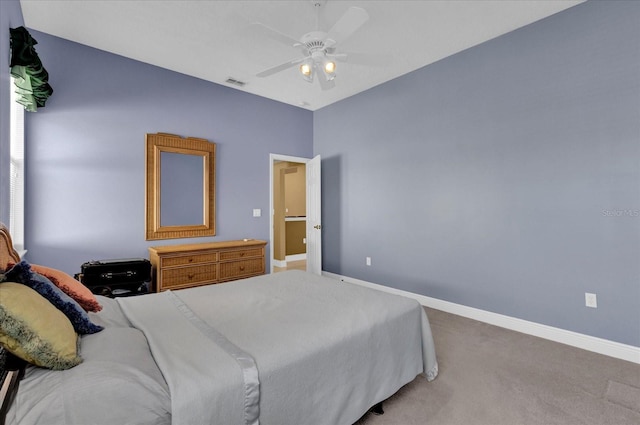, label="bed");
[0,222,438,425]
